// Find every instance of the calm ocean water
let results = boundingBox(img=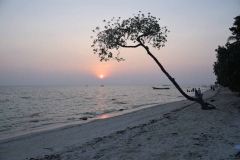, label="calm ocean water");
[0,85,208,139]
